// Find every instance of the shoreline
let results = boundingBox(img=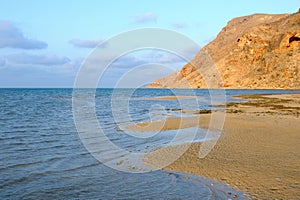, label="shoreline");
[142,87,300,91]
[141,93,300,199]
